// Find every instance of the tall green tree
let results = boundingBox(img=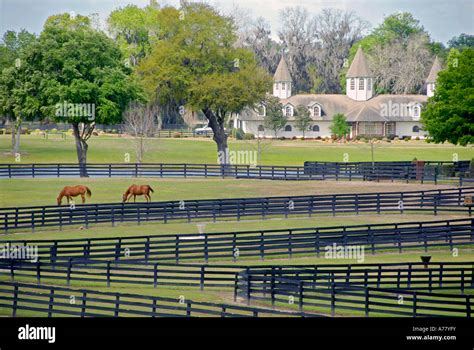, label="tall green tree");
[294,105,312,138]
[0,29,37,153]
[34,13,143,176]
[263,95,287,138]
[330,113,350,141]
[421,48,474,146]
[138,3,271,164]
